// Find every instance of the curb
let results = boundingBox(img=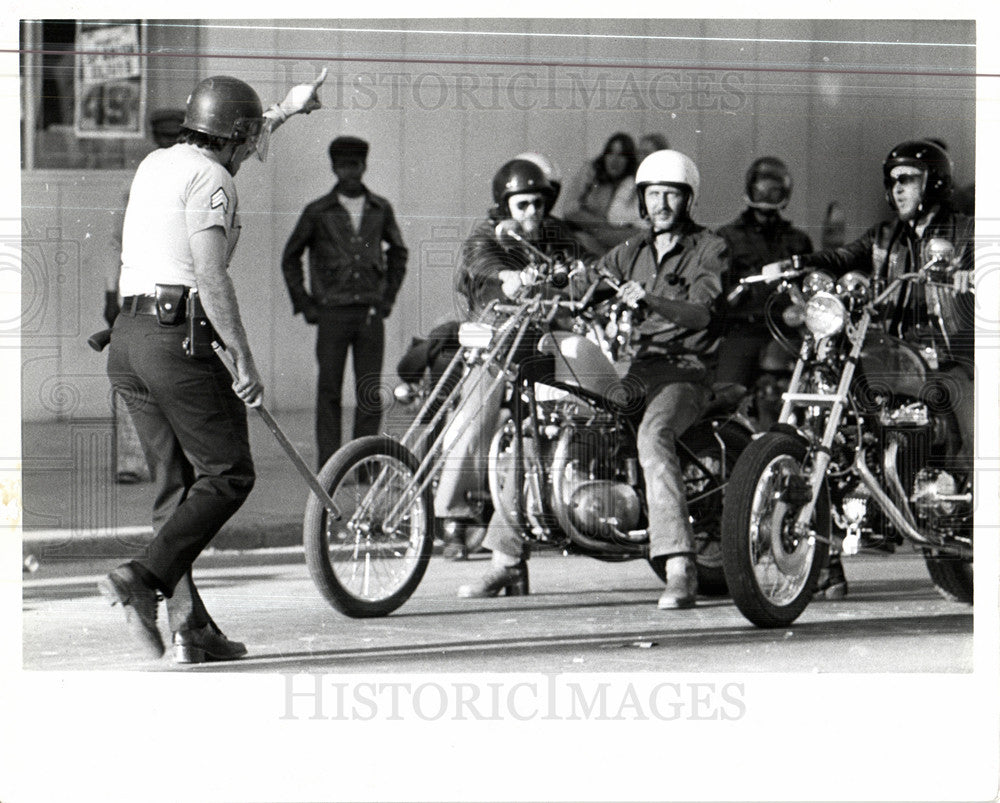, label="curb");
[21,520,304,560]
